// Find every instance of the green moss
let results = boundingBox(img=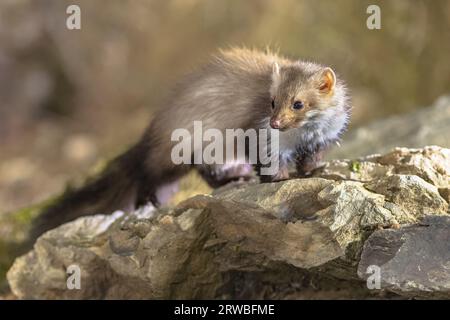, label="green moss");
[2,196,60,233]
[350,161,361,173]
[12,205,40,226]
